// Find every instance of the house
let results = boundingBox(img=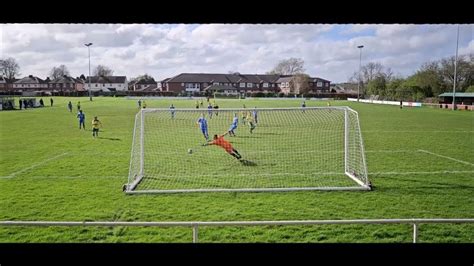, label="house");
[0,77,5,91]
[277,76,331,94]
[84,76,128,92]
[13,75,49,92]
[157,78,170,91]
[204,84,242,96]
[307,77,331,93]
[331,83,358,95]
[129,77,157,91]
[48,75,84,93]
[162,73,331,95]
[135,84,158,92]
[164,73,282,94]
